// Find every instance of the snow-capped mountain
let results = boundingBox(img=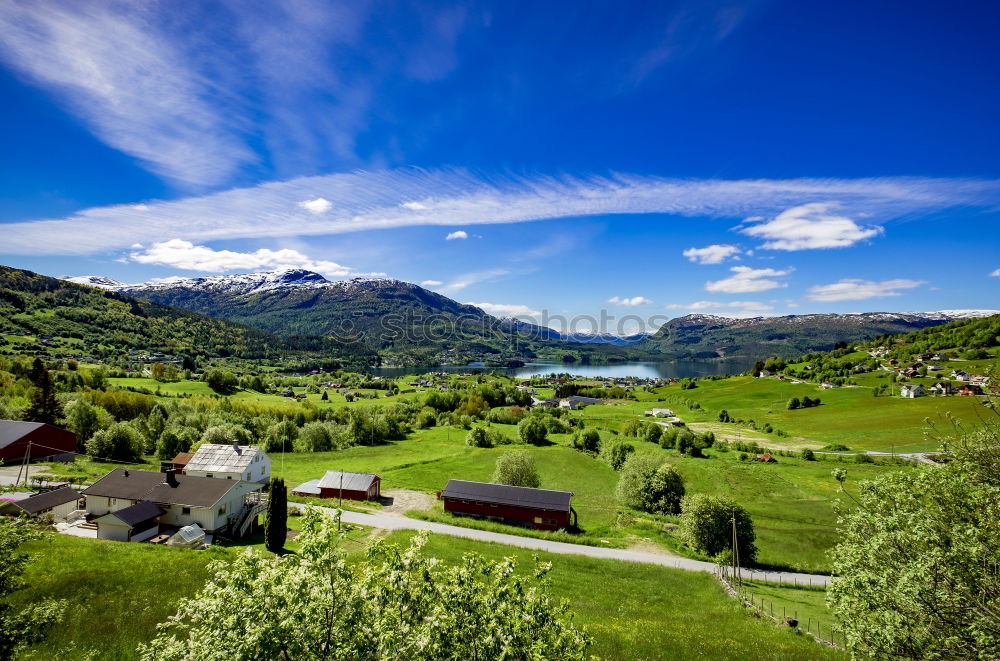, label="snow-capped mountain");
[62,275,128,290]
